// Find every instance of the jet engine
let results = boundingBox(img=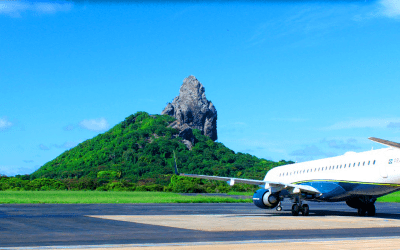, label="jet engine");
[253,188,280,209]
[346,196,376,209]
[346,197,363,209]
